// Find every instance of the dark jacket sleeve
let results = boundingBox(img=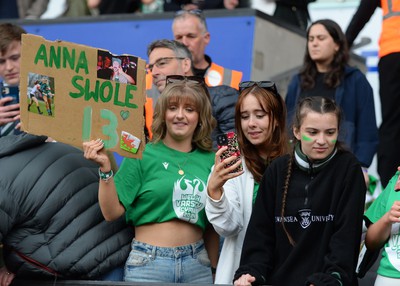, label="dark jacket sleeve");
[234,162,280,285]
[345,0,380,47]
[351,70,379,167]
[208,85,238,148]
[306,154,366,286]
